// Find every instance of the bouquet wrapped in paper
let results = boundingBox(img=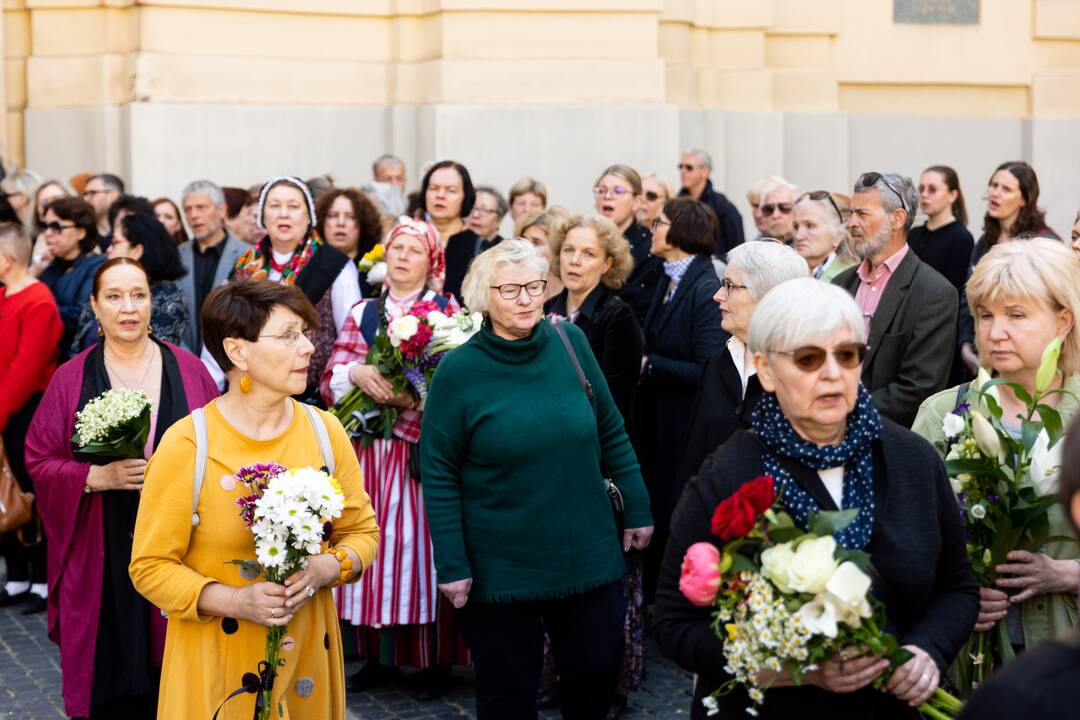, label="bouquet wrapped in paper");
[330,301,482,444]
[679,475,962,718]
[937,338,1075,693]
[72,388,152,460]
